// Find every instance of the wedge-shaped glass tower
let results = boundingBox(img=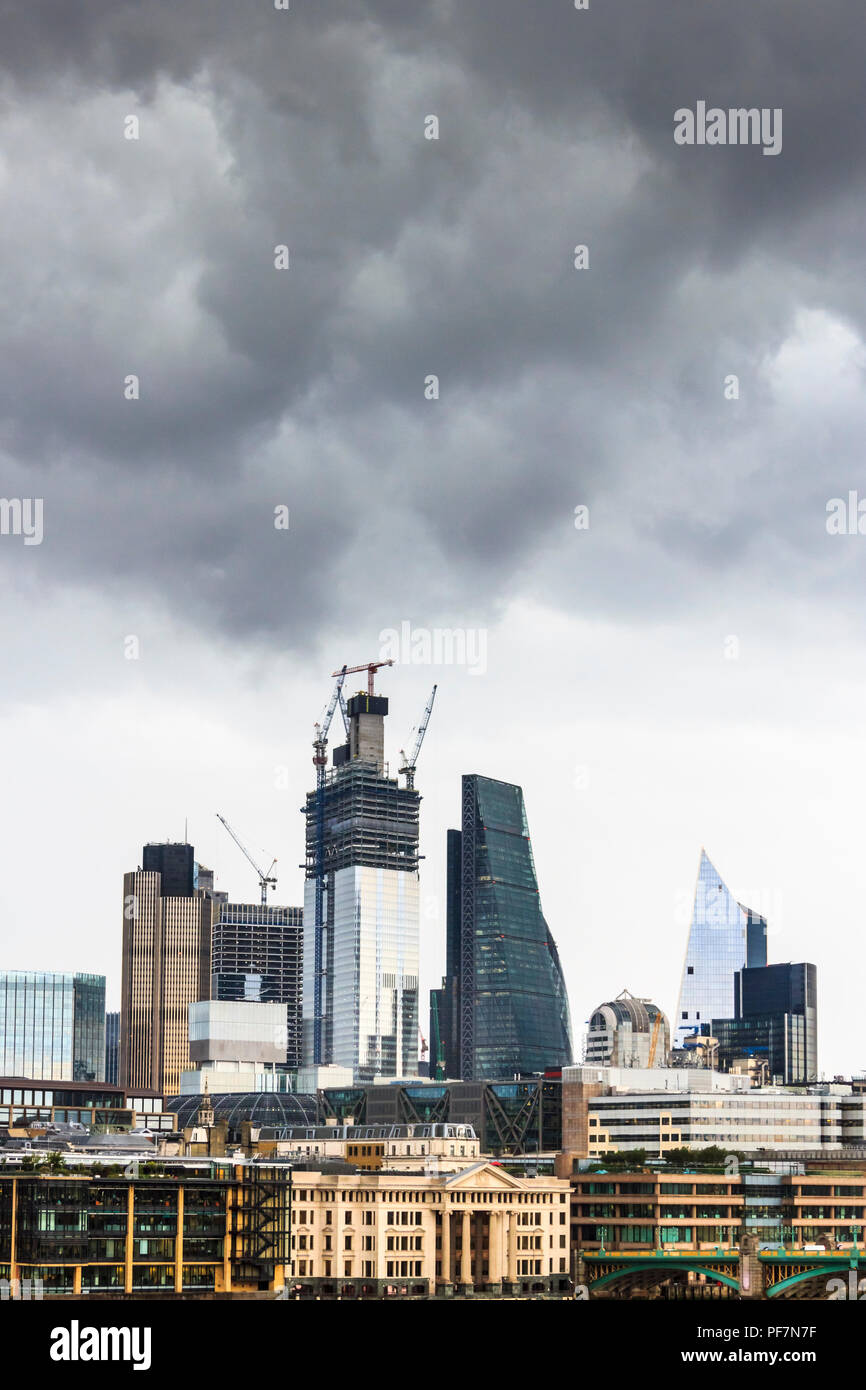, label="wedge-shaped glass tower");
[436,774,573,1080]
[674,849,767,1051]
